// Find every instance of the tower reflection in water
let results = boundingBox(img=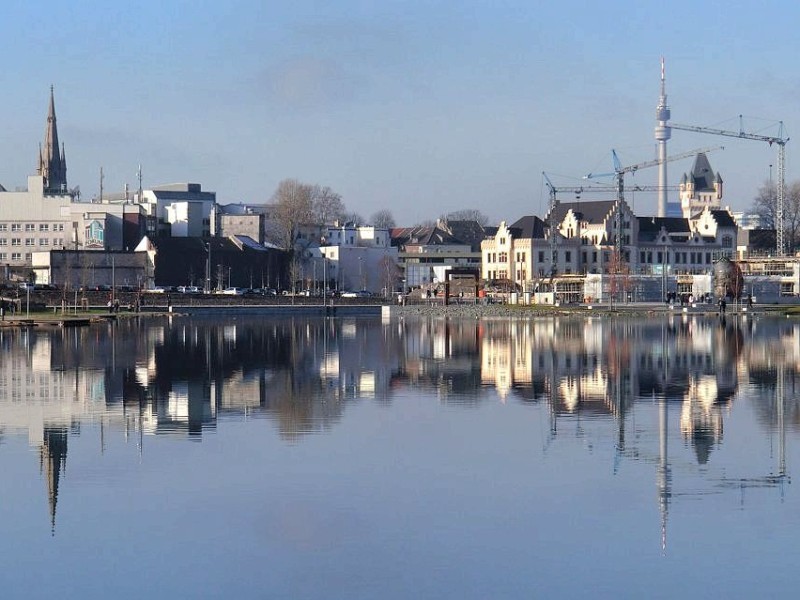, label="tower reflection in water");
[0,314,795,542]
